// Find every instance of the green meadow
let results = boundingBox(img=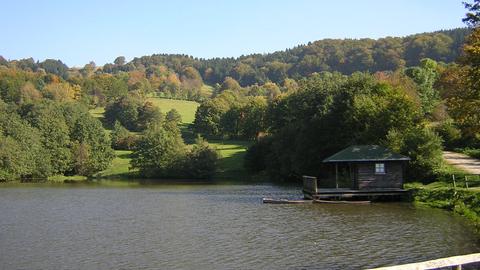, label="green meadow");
[85,97,249,180]
[146,97,199,124]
